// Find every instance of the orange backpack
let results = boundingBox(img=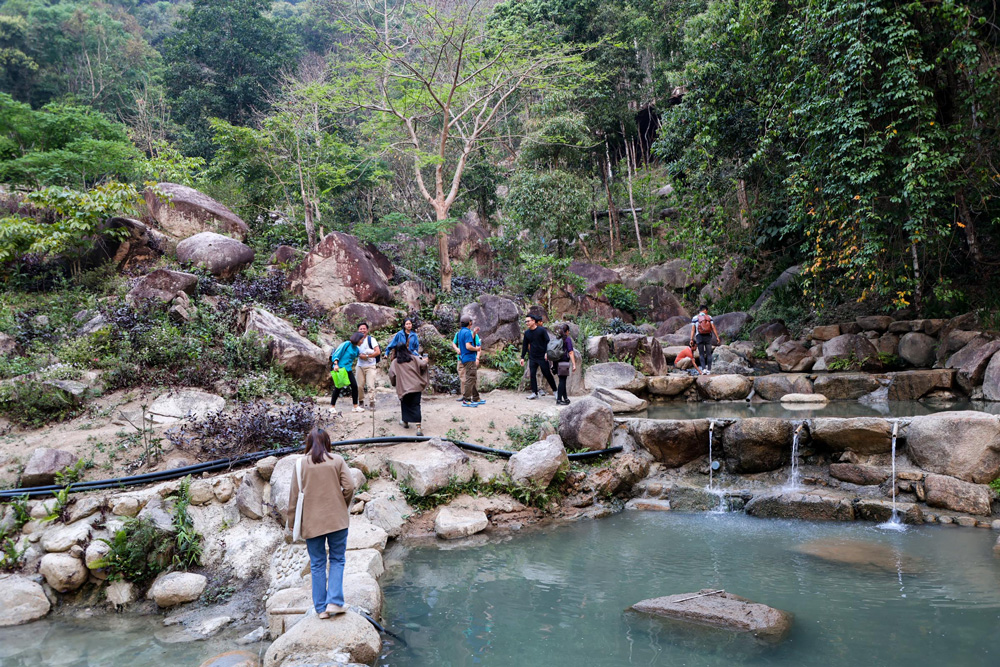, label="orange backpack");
[697,313,713,335]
